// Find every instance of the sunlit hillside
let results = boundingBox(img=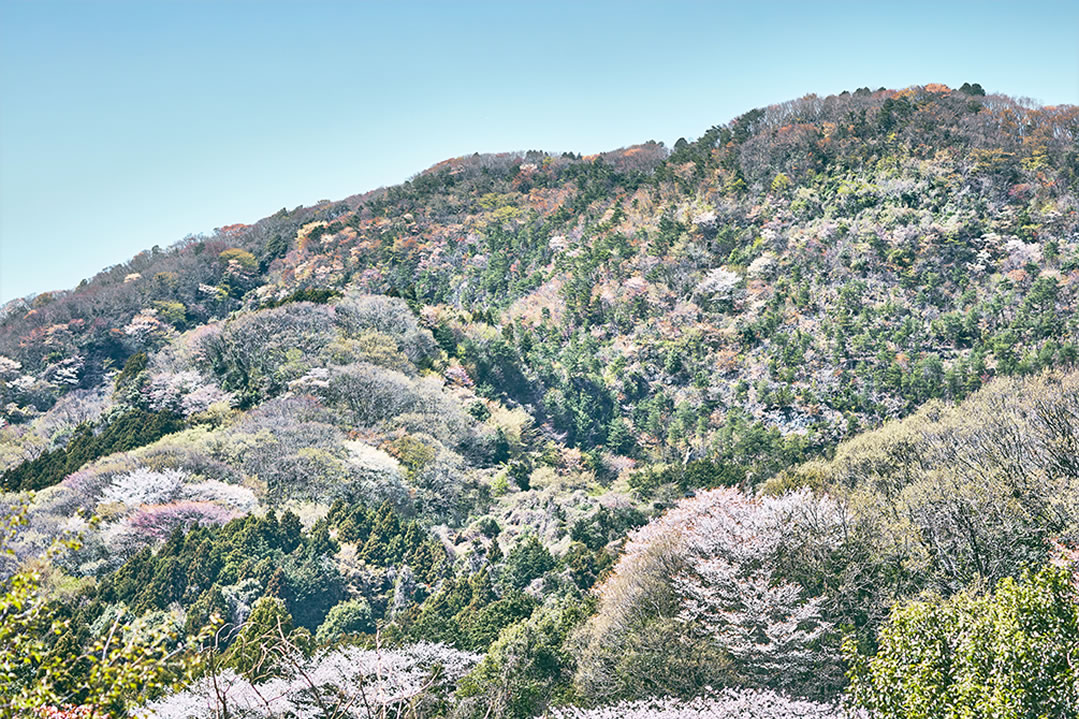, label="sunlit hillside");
[2,83,1078,718]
